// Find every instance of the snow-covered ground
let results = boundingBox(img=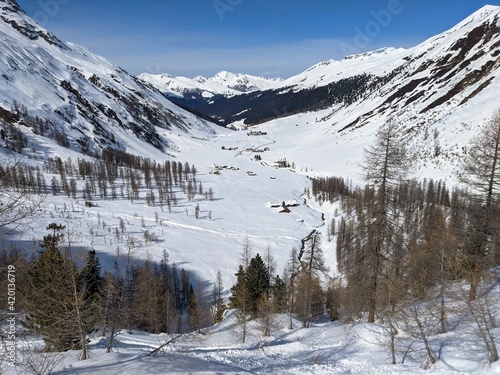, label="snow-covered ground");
[2,3,500,373]
[5,287,500,375]
[4,120,500,374]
